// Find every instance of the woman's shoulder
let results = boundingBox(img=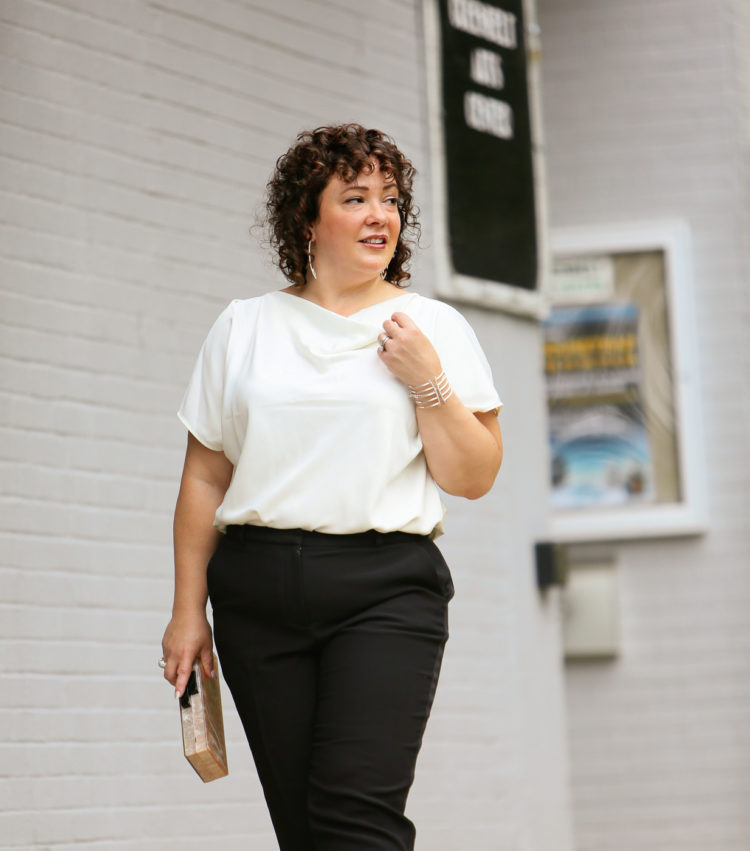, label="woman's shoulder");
[215,291,281,321]
[402,291,475,329]
[199,293,275,345]
[227,291,275,309]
